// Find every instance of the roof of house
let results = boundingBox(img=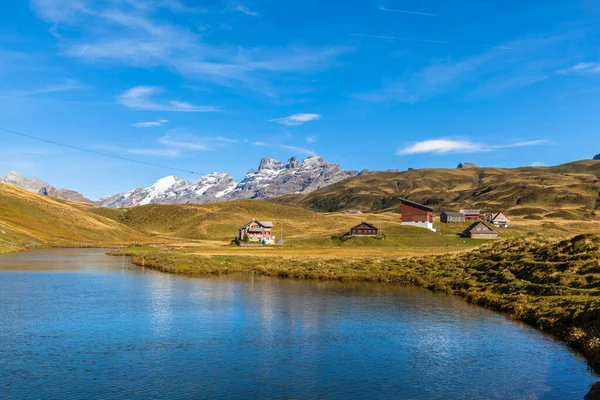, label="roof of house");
[441,211,464,217]
[490,212,509,221]
[463,221,497,235]
[351,222,378,230]
[240,219,274,230]
[399,198,435,212]
[460,209,481,215]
